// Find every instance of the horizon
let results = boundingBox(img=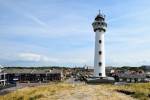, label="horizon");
[1,0,150,67]
[0,64,148,68]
